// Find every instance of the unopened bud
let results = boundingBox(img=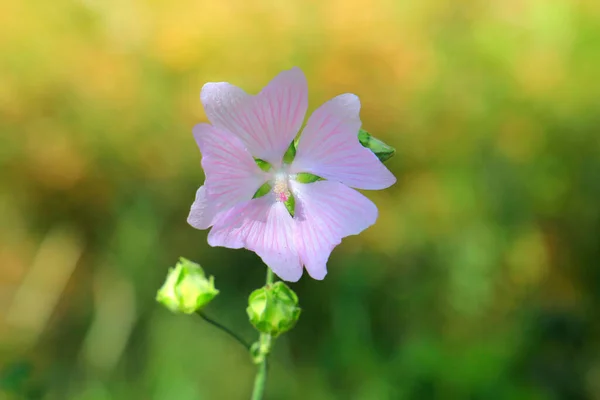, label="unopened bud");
[156,258,219,314]
[247,281,301,337]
